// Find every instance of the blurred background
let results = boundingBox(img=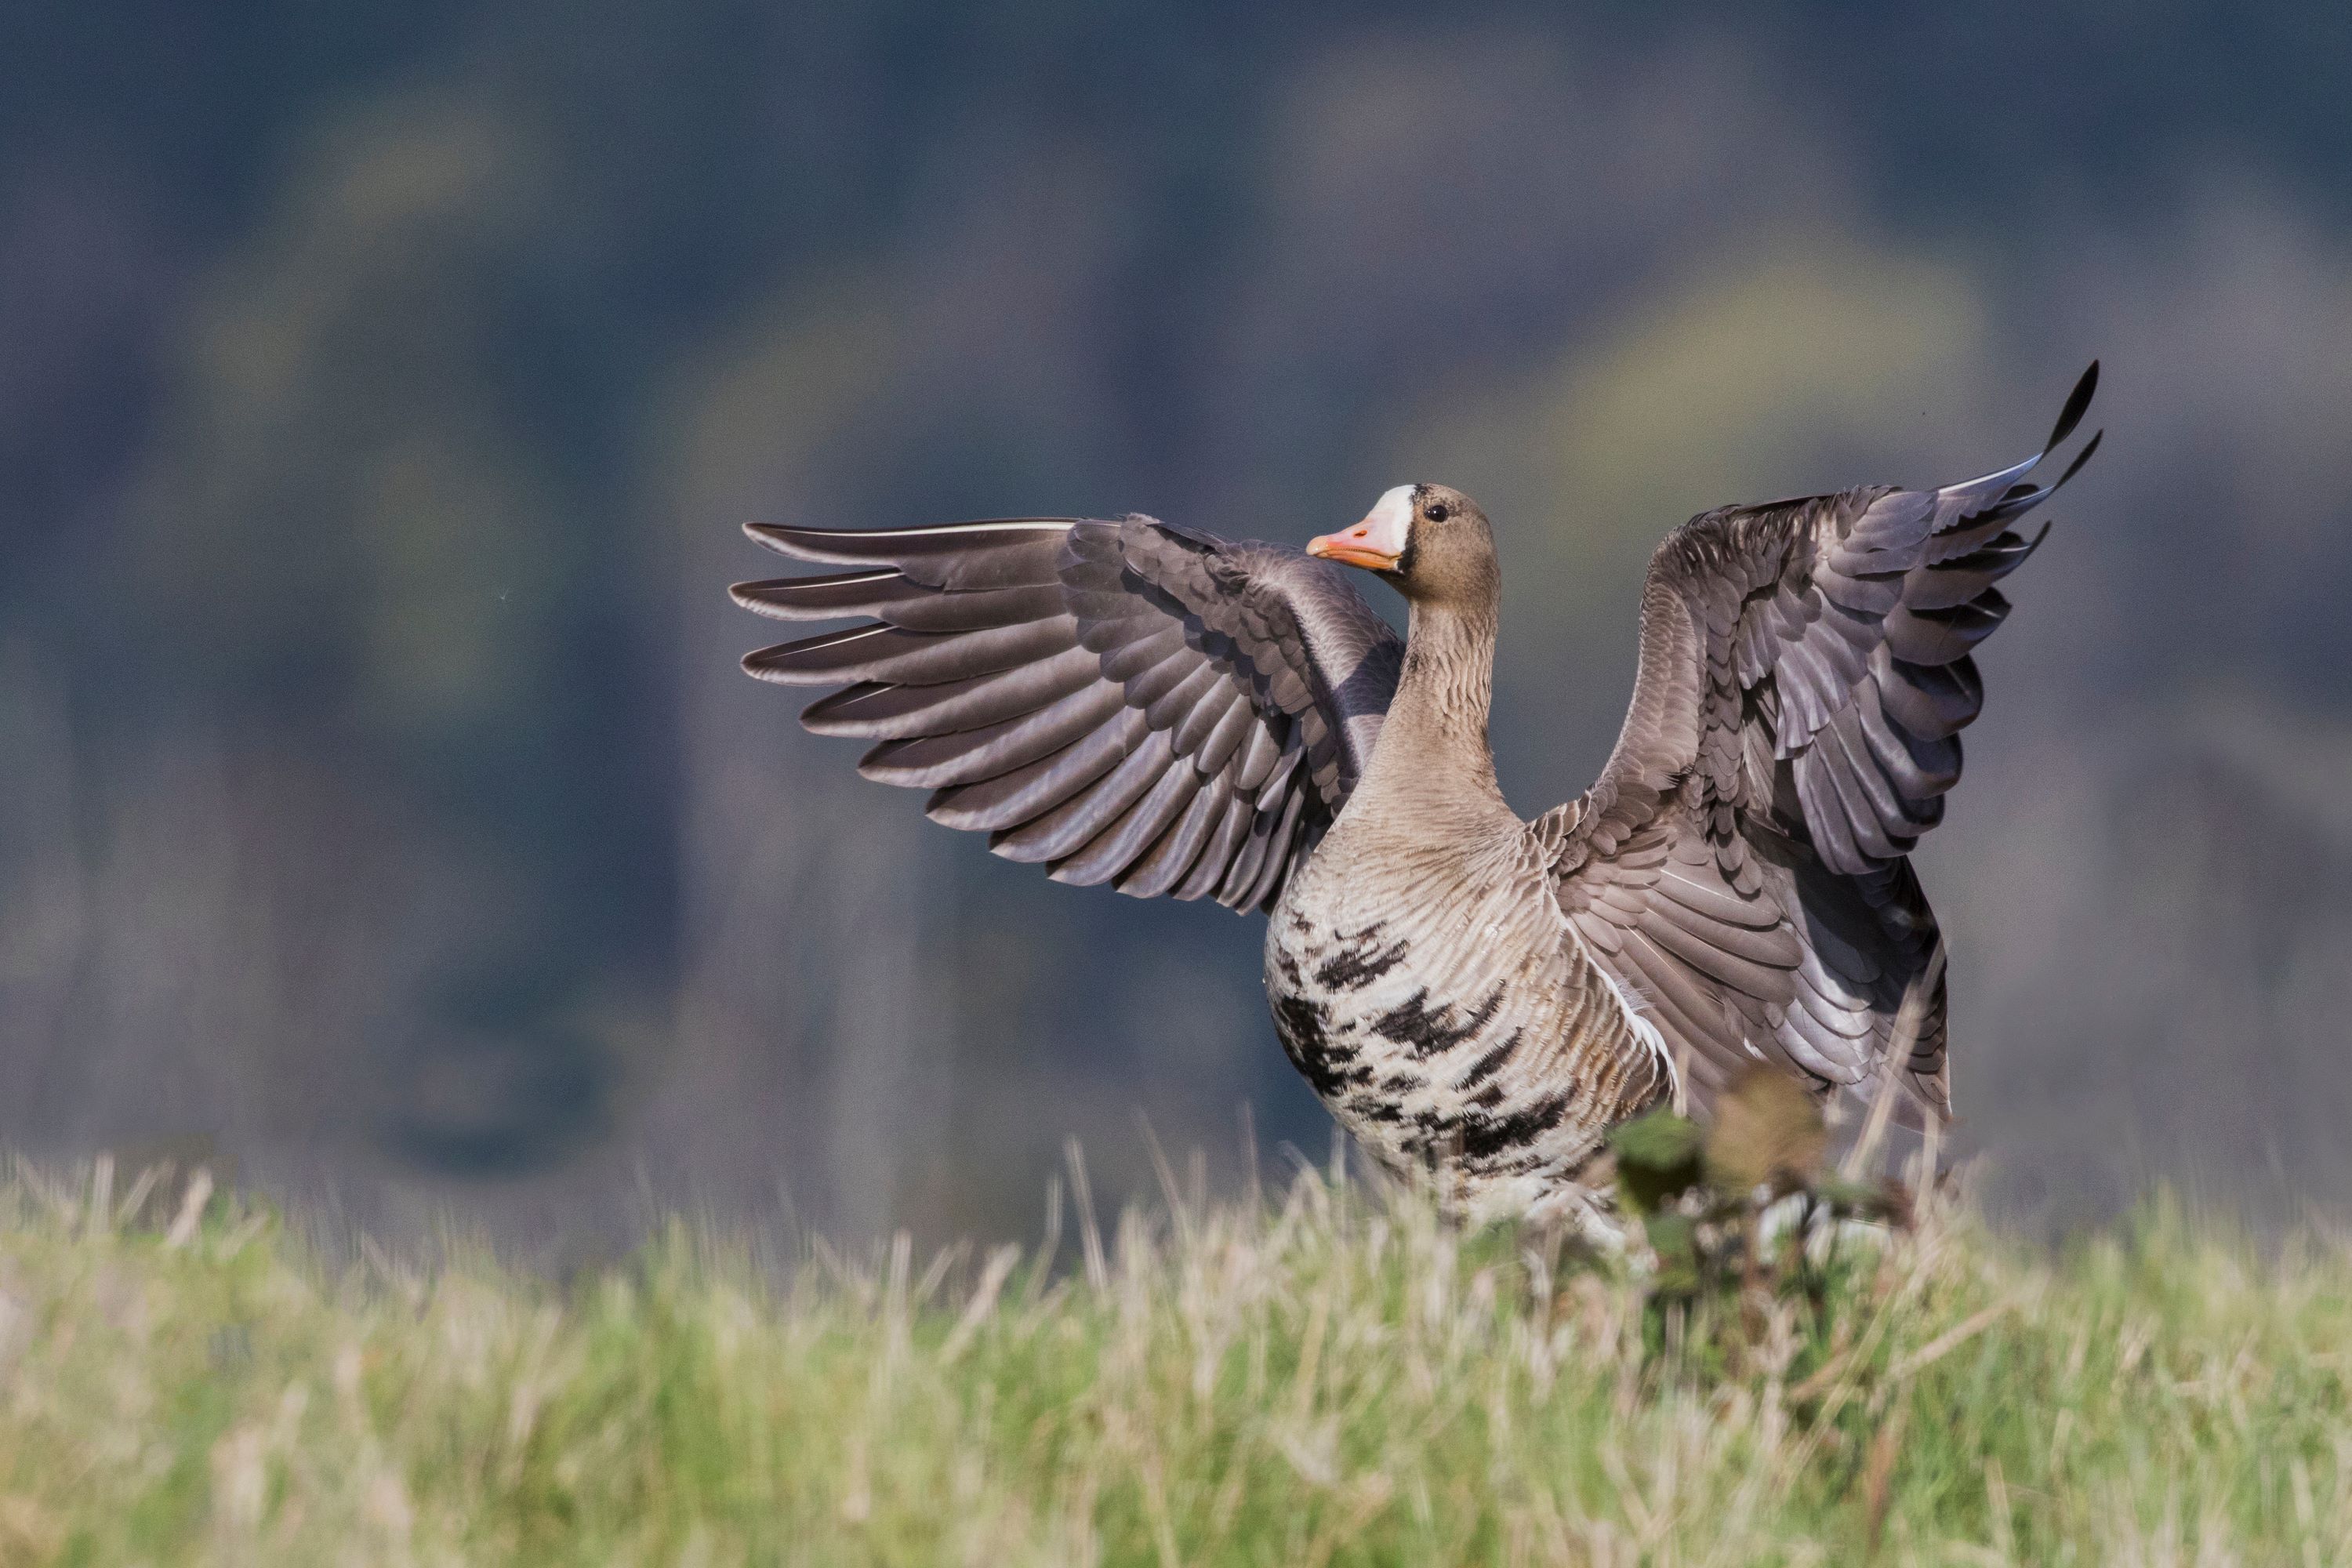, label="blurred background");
[5,2,2352,1254]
